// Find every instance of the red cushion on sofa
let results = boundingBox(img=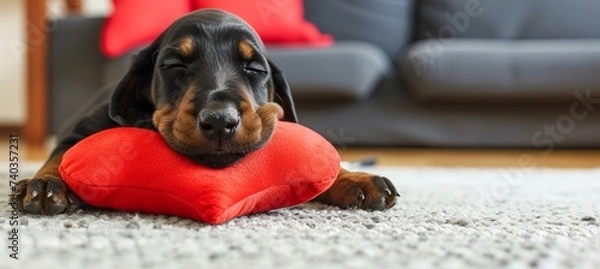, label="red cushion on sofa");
[100,0,190,58]
[191,0,333,45]
[59,122,340,224]
[101,0,333,58]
